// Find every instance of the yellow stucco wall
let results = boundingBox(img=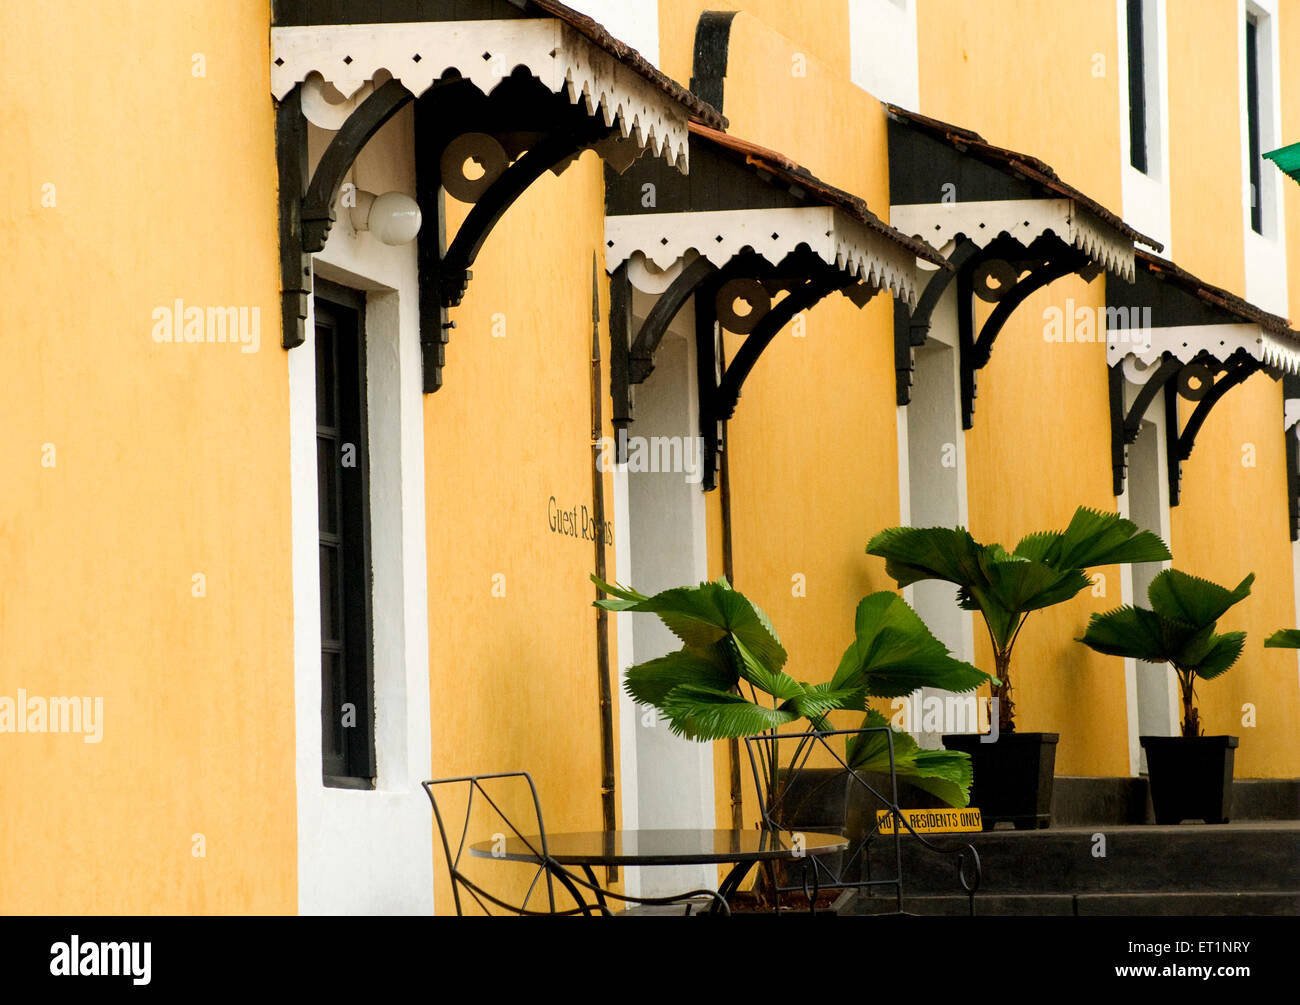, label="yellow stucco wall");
[6,0,1299,920]
[660,14,906,825]
[0,1,296,911]
[912,0,1300,776]
[1165,0,1299,778]
[961,286,1134,777]
[1166,0,1245,288]
[915,0,1122,209]
[659,1,850,84]
[1169,378,1299,776]
[426,151,618,911]
[1276,1,1300,776]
